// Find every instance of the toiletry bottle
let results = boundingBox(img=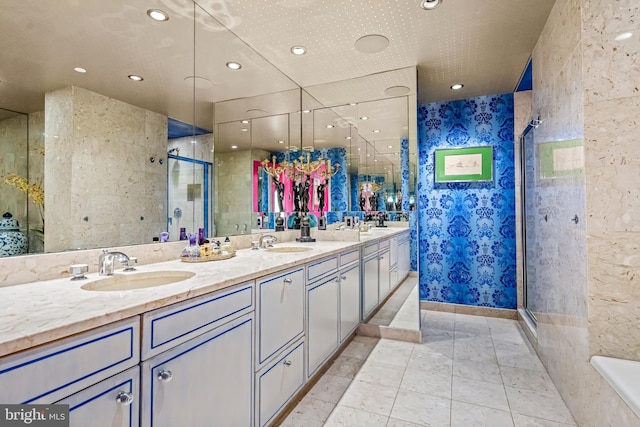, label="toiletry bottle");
[221,237,232,255]
[198,227,205,246]
[179,227,187,240]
